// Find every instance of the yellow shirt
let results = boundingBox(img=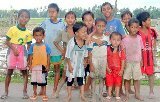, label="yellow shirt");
[6,26,32,45]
